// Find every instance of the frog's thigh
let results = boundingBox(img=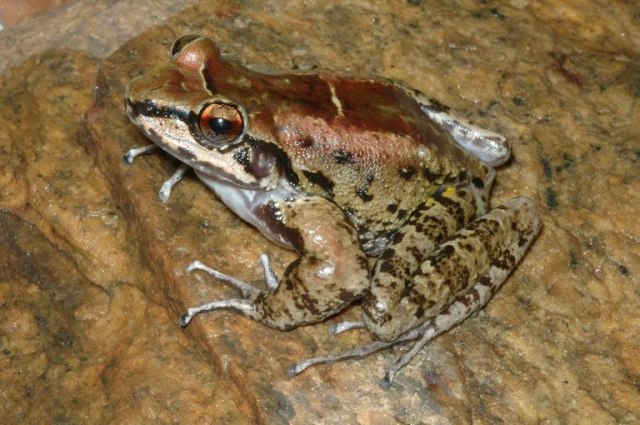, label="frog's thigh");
[369,184,478,318]
[364,196,540,340]
[257,196,370,330]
